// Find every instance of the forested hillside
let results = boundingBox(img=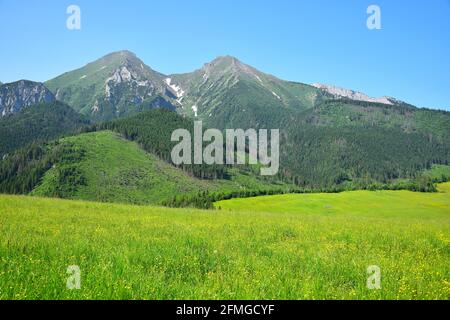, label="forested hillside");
[0,128,290,206]
[92,109,231,180]
[277,100,450,187]
[0,101,90,157]
[93,107,450,190]
[0,51,449,208]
